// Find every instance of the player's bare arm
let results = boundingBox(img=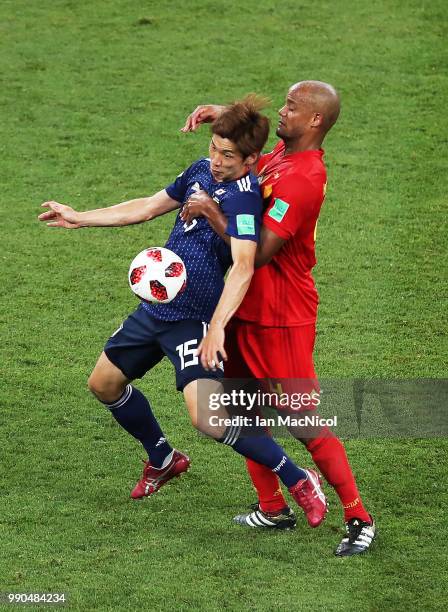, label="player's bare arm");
[197,237,256,370]
[254,226,287,267]
[181,191,286,268]
[38,189,179,229]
